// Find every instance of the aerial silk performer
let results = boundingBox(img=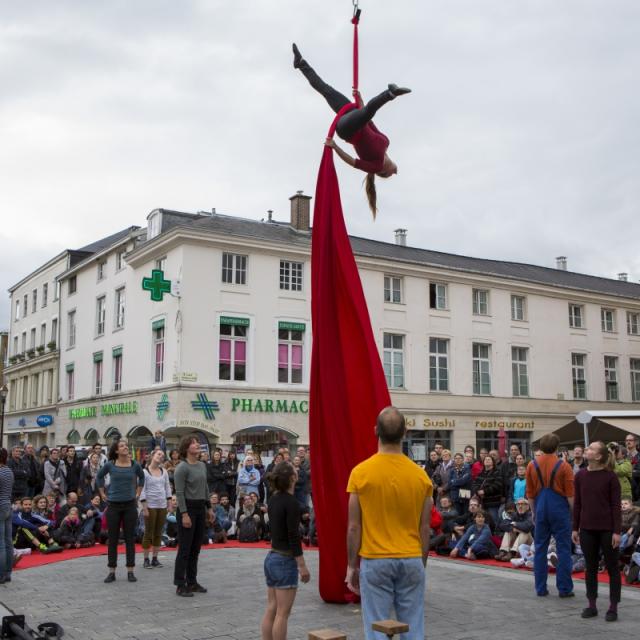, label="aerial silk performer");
[302,7,410,604]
